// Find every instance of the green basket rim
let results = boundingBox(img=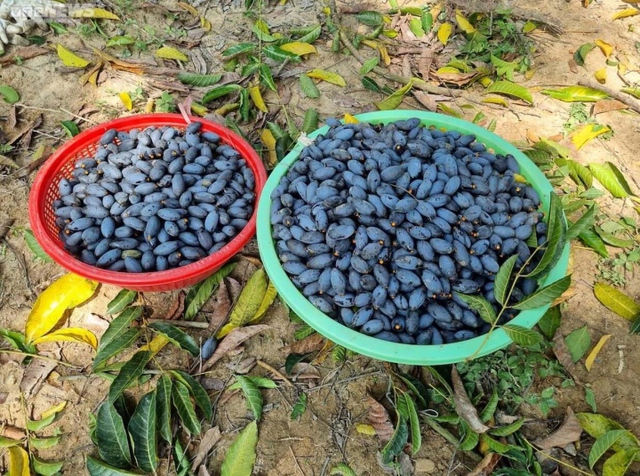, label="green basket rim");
[257,110,569,365]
